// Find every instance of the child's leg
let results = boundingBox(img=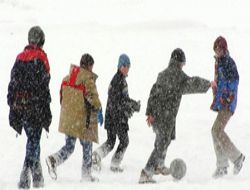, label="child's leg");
[31,161,44,188]
[139,130,171,183]
[80,140,93,176]
[46,135,77,180]
[212,130,229,168]
[20,125,43,188]
[18,160,31,189]
[111,129,129,168]
[212,110,241,167]
[80,140,99,182]
[94,129,116,159]
[49,135,77,166]
[144,130,171,177]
